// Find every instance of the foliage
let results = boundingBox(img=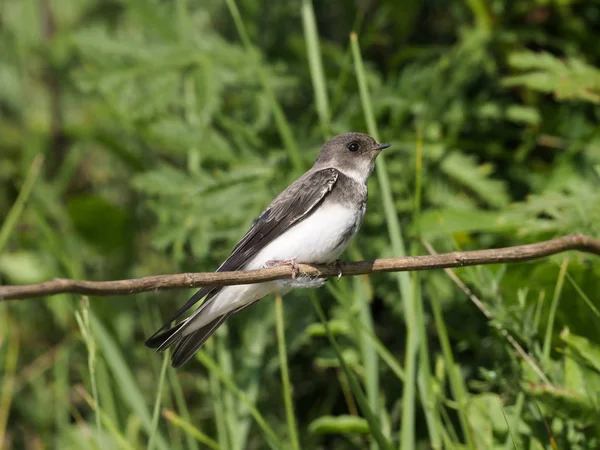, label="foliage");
[1,0,600,449]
